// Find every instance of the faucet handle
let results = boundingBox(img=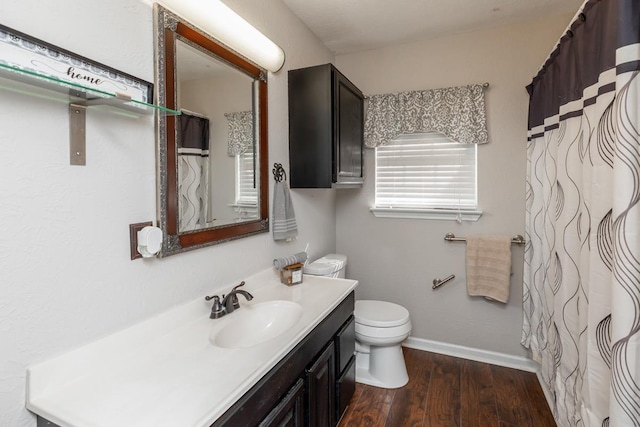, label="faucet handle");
[230,281,245,309]
[205,295,224,319]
